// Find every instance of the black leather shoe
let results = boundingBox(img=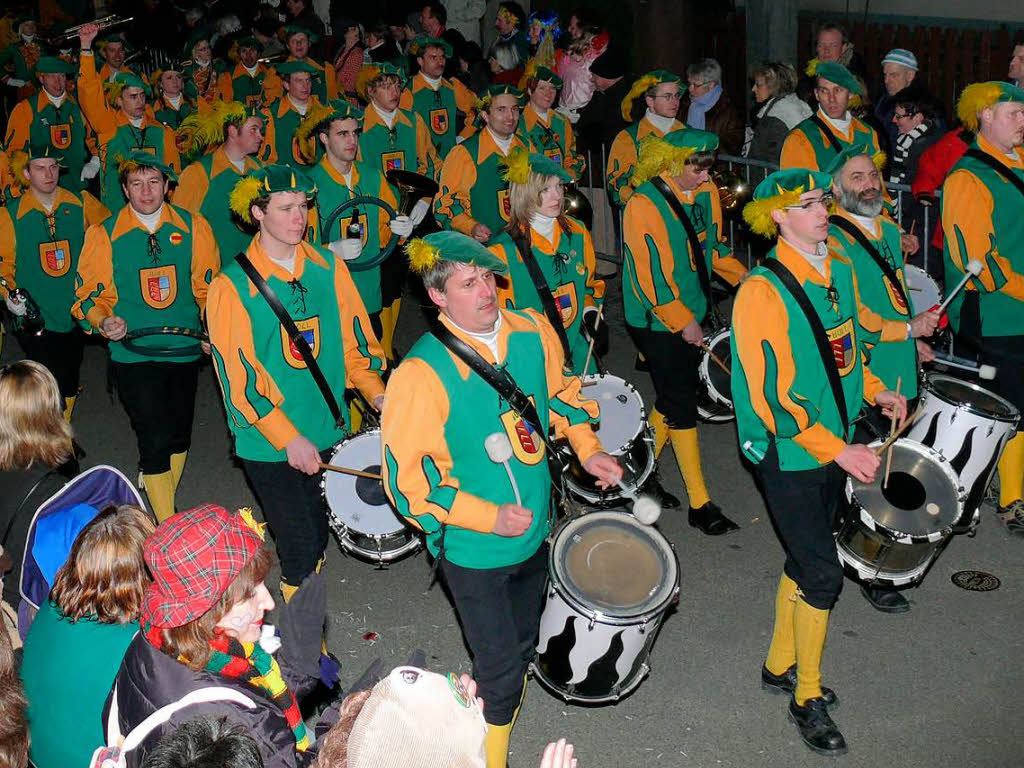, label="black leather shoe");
[643,472,680,509]
[788,697,848,756]
[860,585,910,613]
[688,501,739,535]
[761,665,838,708]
